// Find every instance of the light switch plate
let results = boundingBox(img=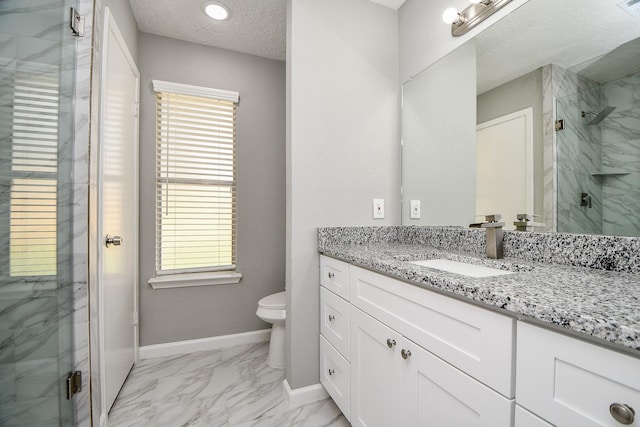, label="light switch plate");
[410,200,421,219]
[373,199,384,219]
